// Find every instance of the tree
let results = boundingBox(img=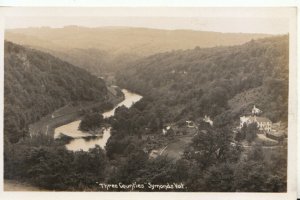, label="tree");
[236,122,259,143]
[111,150,148,184]
[4,41,108,143]
[233,160,270,192]
[201,162,235,192]
[79,112,104,132]
[187,126,240,170]
[243,123,259,143]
